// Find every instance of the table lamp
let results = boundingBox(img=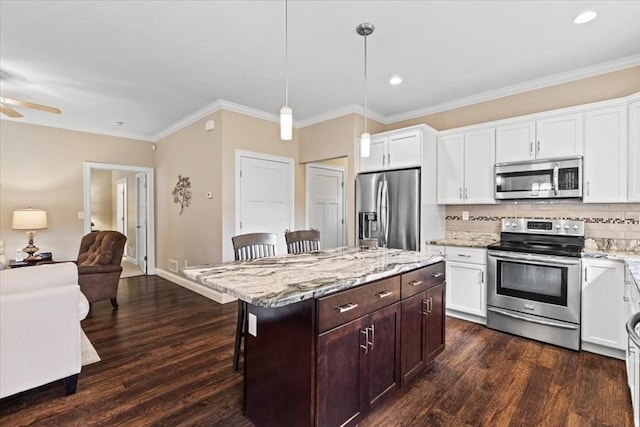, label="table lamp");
[12,208,48,260]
